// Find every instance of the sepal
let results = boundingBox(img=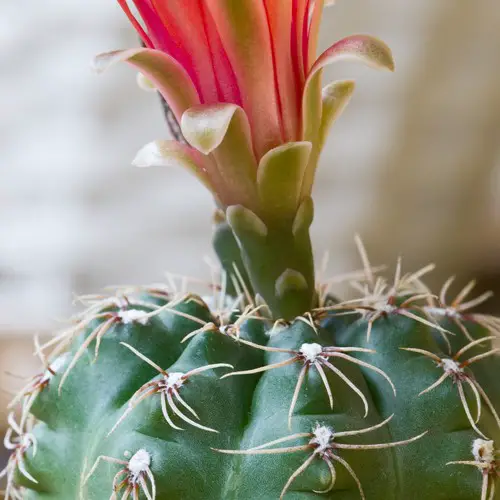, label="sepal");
[257,142,312,223]
[93,48,200,120]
